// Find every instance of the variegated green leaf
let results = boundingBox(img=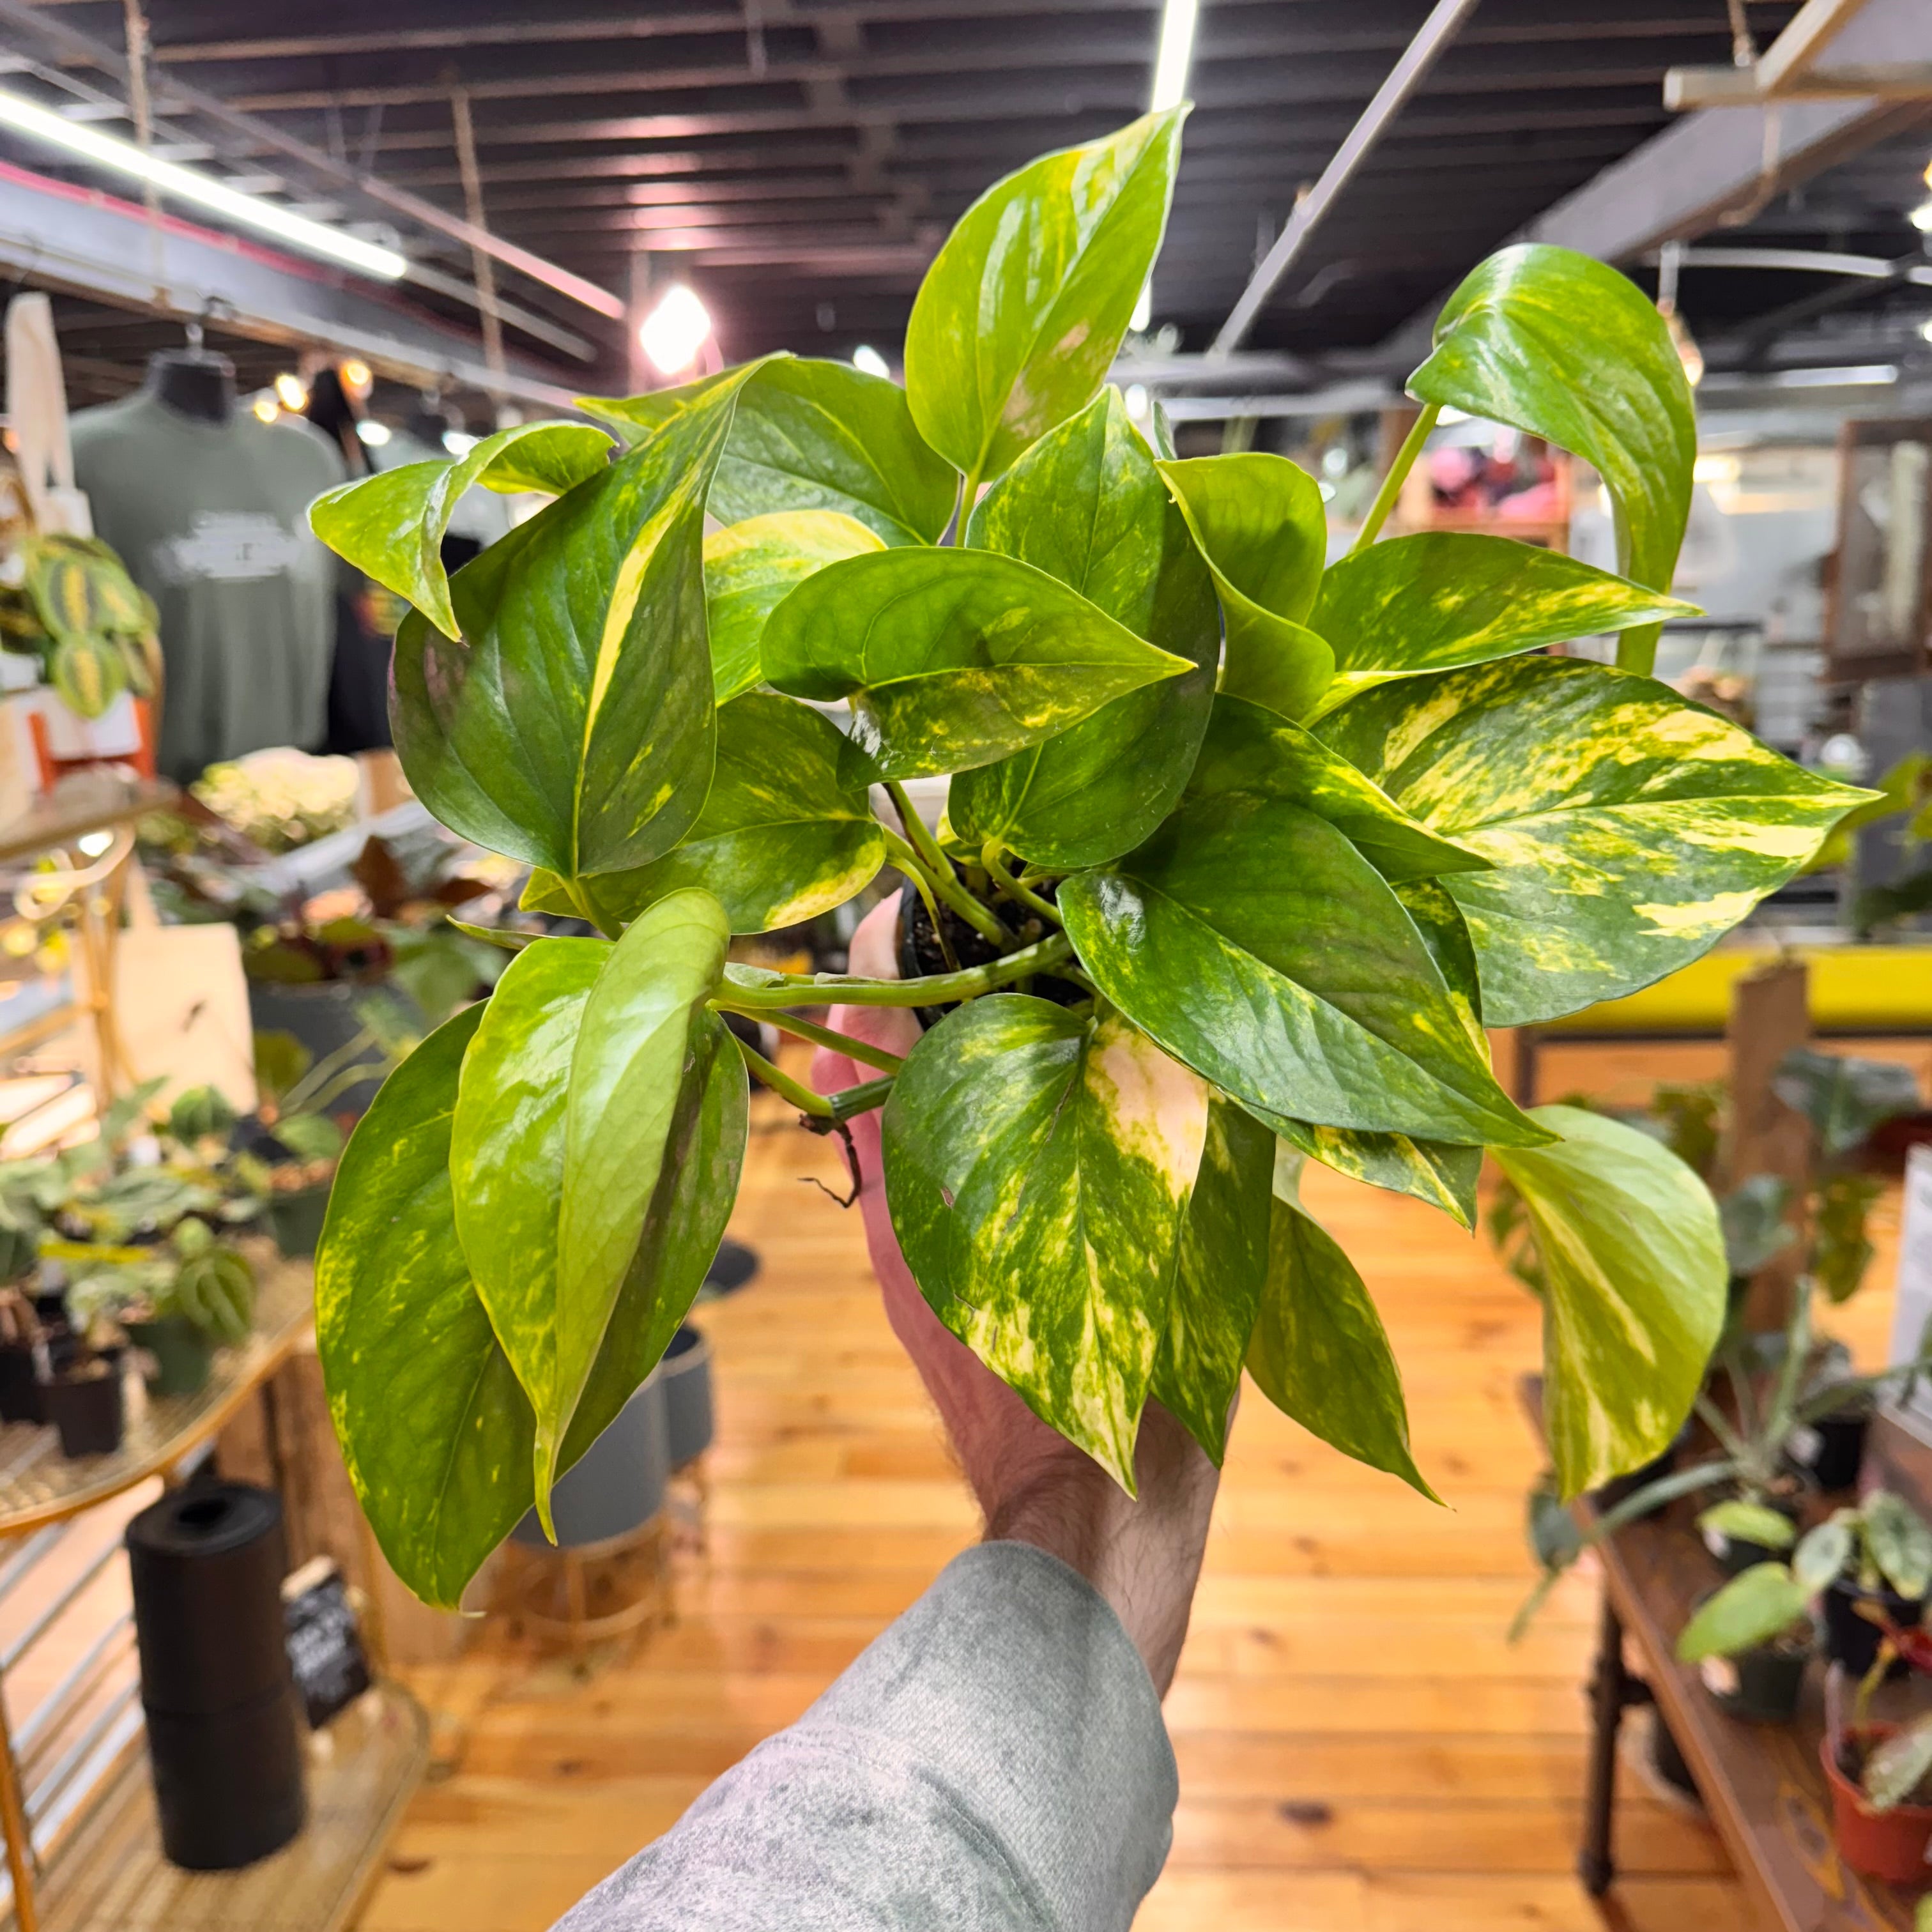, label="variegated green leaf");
[1247,1148,1438,1501]
[1151,1092,1273,1464]
[760,546,1195,785]
[1315,656,1875,1027]
[949,387,1219,868]
[310,420,616,641]
[1059,795,1548,1149]
[1273,1117,1481,1230]
[388,372,760,882]
[1494,1104,1724,1498]
[1309,532,1698,706]
[881,995,1208,1488]
[1407,245,1696,671]
[553,890,730,1519]
[703,510,884,704]
[1157,453,1334,720]
[906,109,1186,486]
[526,694,887,935]
[1186,693,1487,884]
[1674,1564,1811,1664]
